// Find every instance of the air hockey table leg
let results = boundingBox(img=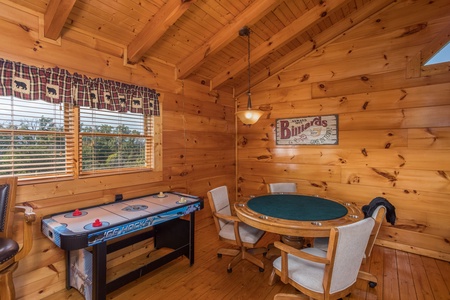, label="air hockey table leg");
[92,242,107,300]
[189,212,195,266]
[65,250,70,290]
